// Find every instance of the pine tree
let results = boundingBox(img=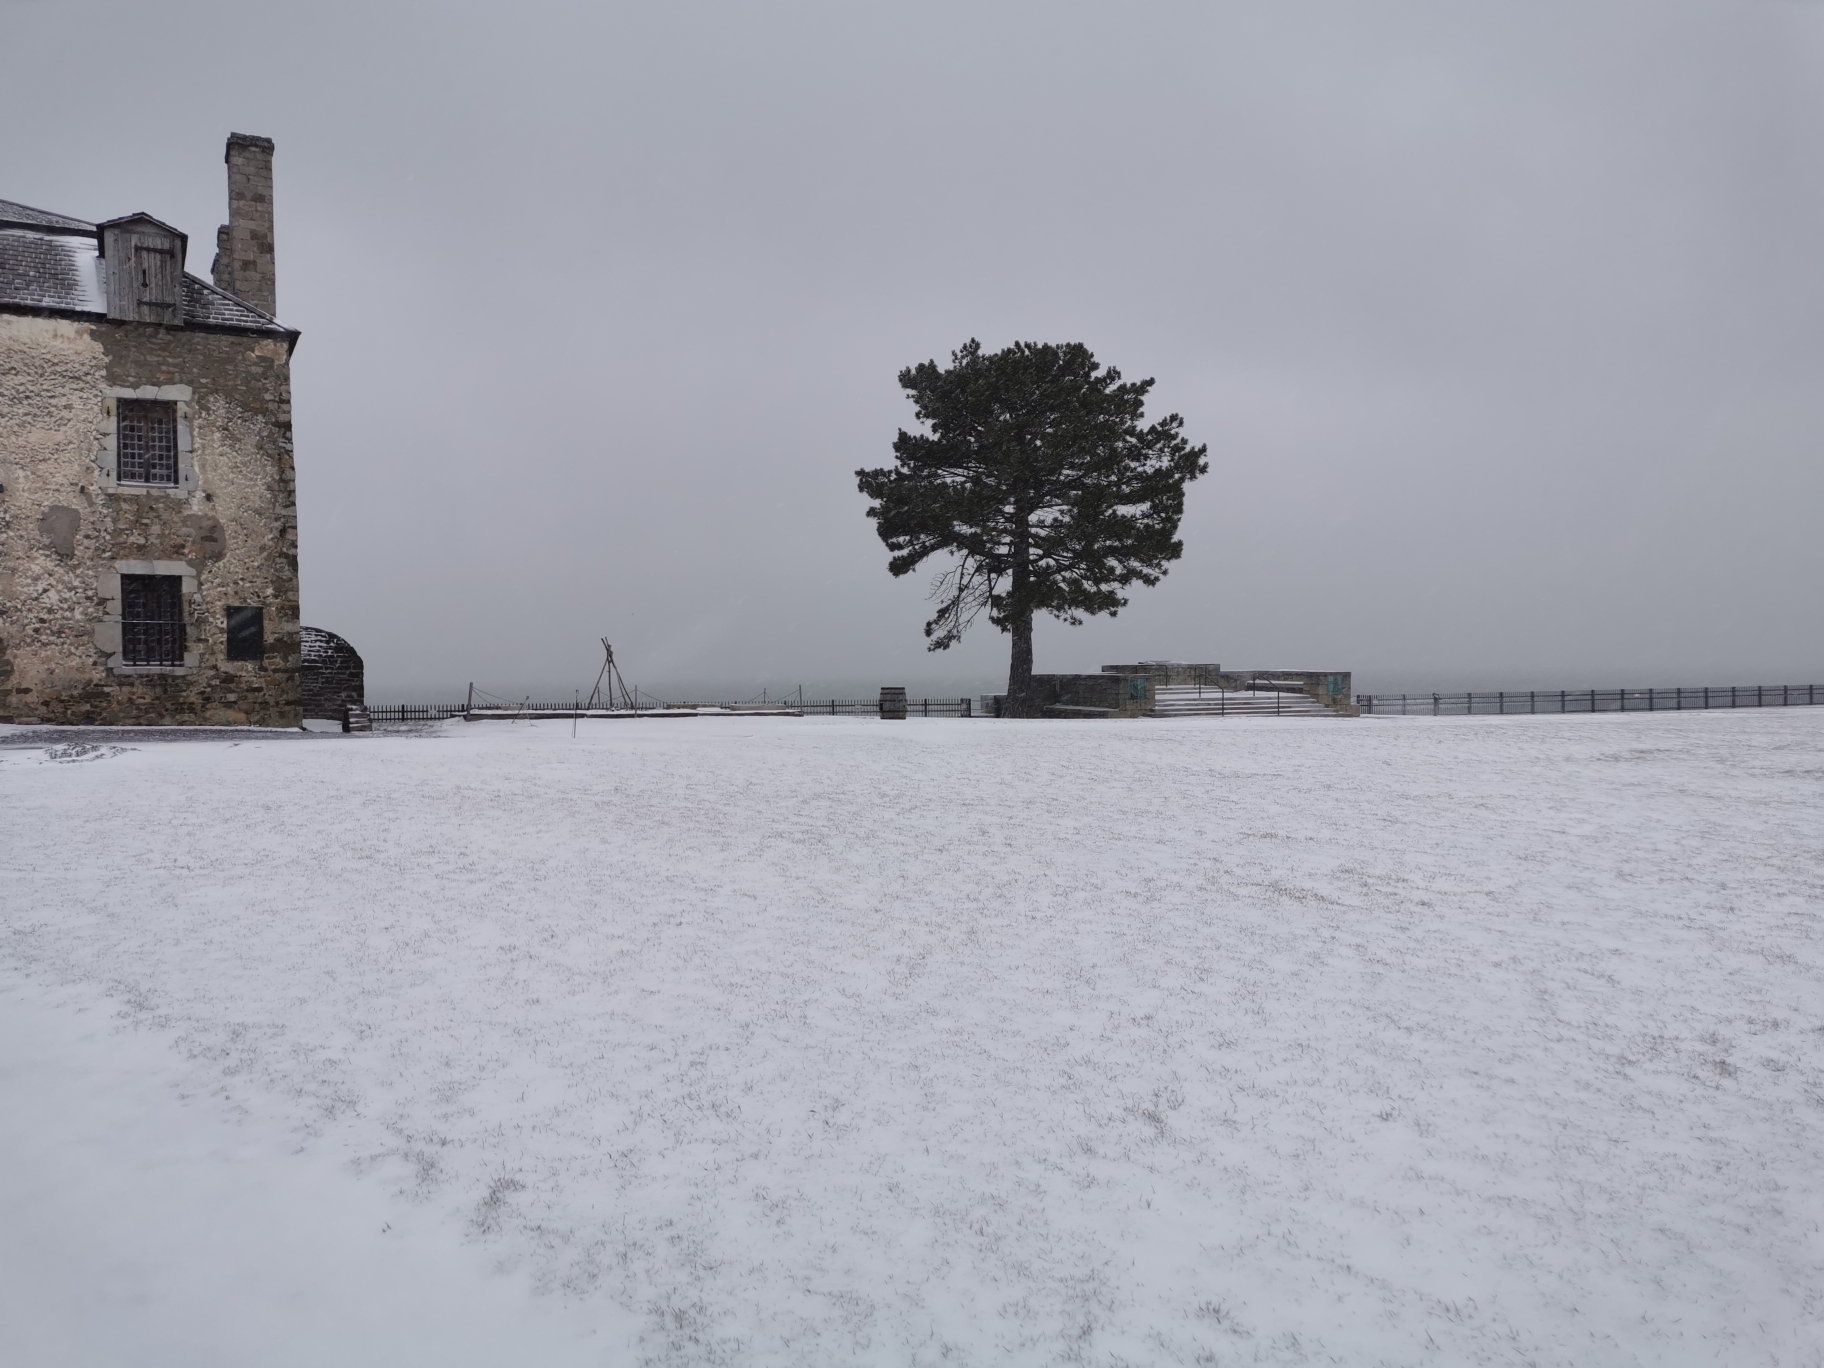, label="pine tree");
[857,340,1208,716]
